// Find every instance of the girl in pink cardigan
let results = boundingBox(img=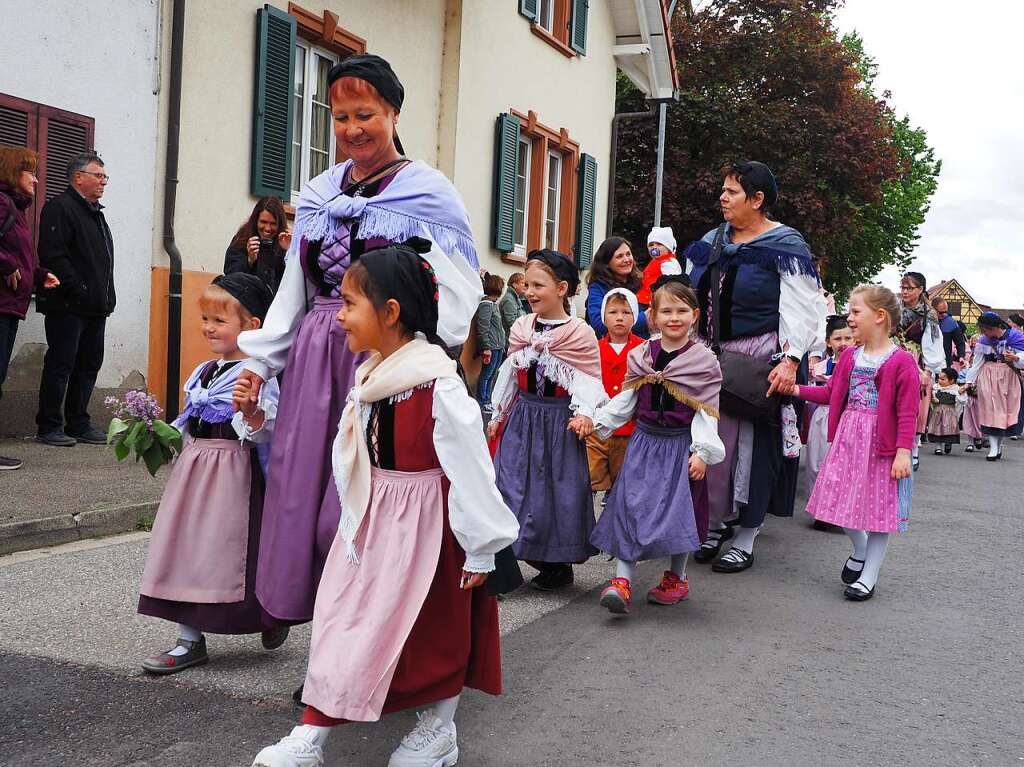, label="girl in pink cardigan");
[785,285,919,601]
